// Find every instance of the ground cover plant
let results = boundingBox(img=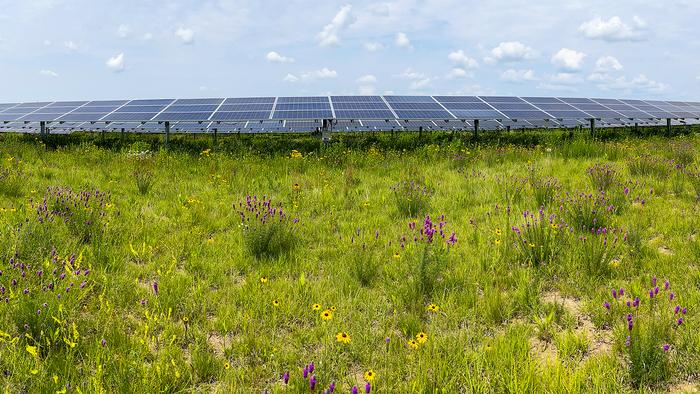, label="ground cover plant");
[0,129,699,392]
